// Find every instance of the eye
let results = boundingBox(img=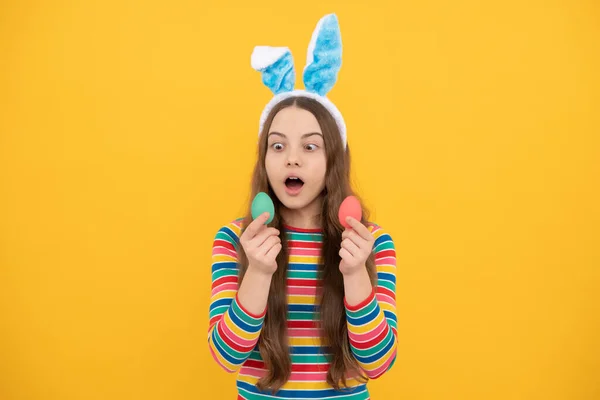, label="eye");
[305,144,319,151]
[271,142,284,151]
